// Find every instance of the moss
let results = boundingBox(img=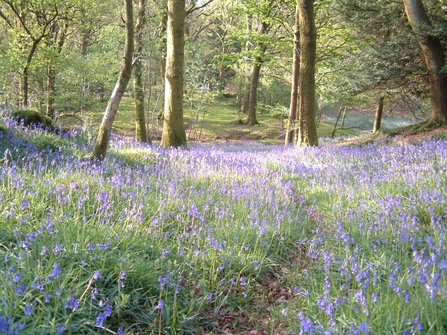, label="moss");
[12,109,53,128]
